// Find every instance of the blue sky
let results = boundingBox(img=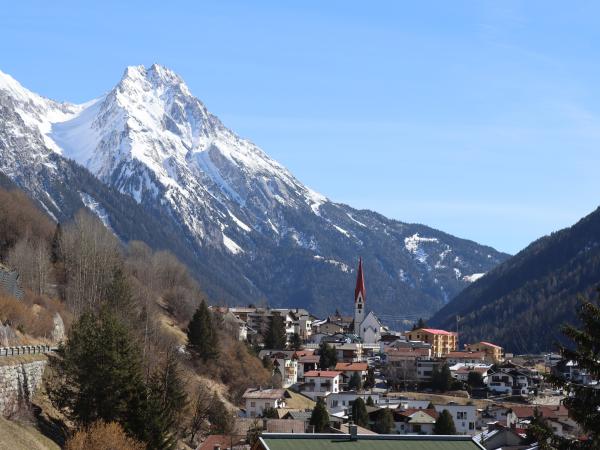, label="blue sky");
[1,1,599,254]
